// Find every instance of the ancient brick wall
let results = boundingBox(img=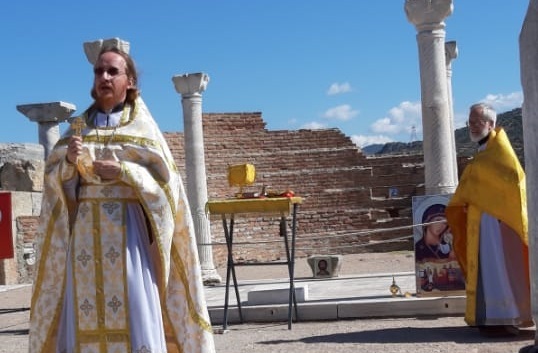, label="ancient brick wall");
[165,112,426,266]
[16,216,38,282]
